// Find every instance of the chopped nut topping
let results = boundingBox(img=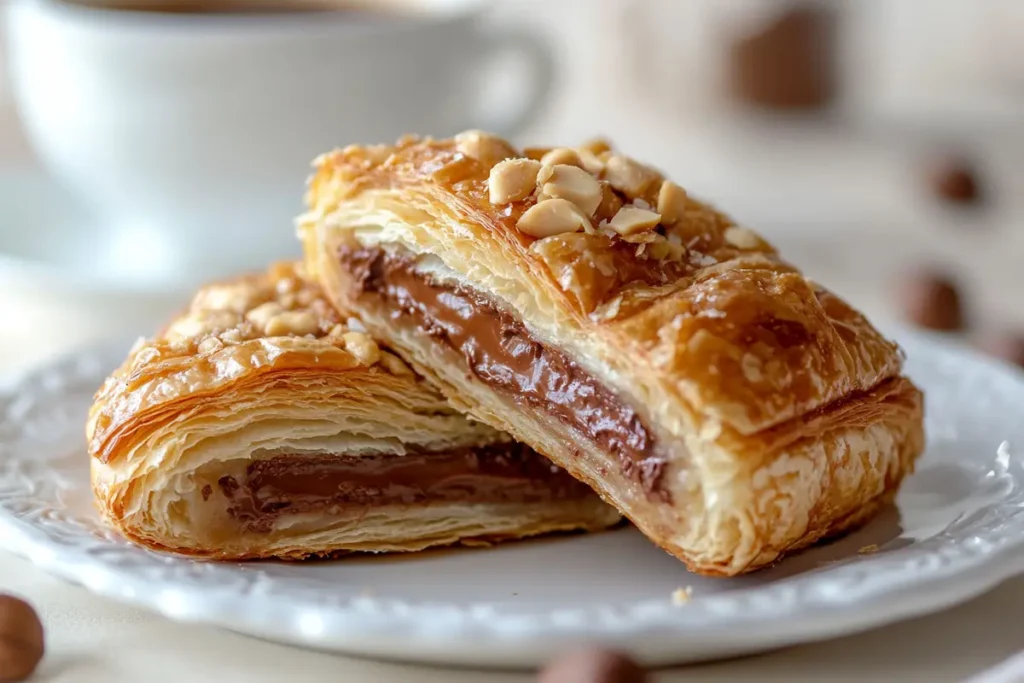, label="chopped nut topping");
[516,198,592,238]
[671,586,693,606]
[540,147,583,168]
[194,282,271,315]
[741,353,764,383]
[603,154,661,198]
[538,164,603,215]
[580,138,612,156]
[246,302,285,331]
[657,180,688,226]
[197,337,224,355]
[576,149,605,175]
[594,182,624,223]
[608,206,662,236]
[342,331,382,366]
[723,226,765,250]
[488,158,543,204]
[379,351,414,376]
[522,146,552,162]
[454,130,515,167]
[265,310,319,337]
